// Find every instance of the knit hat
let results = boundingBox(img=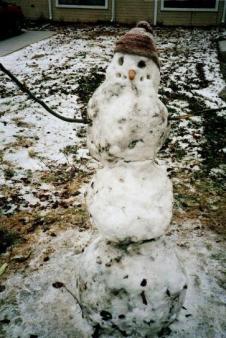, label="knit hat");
[114,21,160,68]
